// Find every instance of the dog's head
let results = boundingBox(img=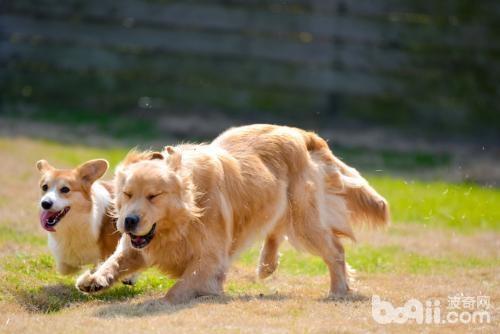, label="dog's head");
[36,159,108,232]
[114,148,201,249]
